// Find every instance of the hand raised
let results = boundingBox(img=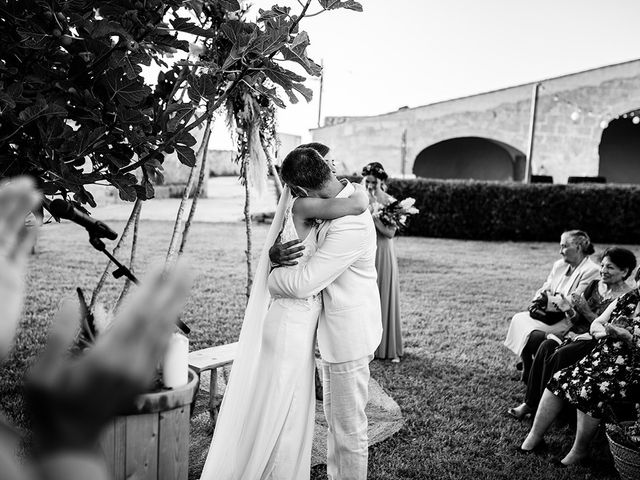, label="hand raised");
[552,293,572,312]
[0,176,41,357]
[26,265,192,452]
[570,293,589,312]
